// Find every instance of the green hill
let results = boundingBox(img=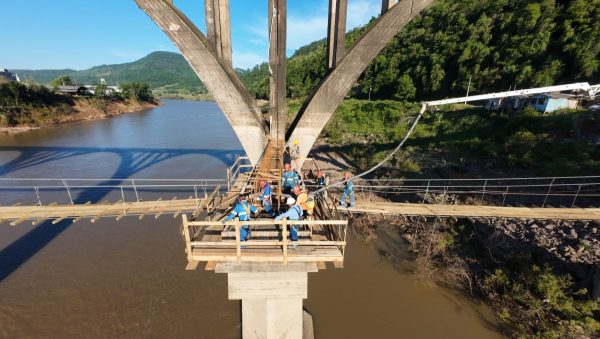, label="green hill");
[241,0,599,101]
[11,0,598,101]
[12,52,206,96]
